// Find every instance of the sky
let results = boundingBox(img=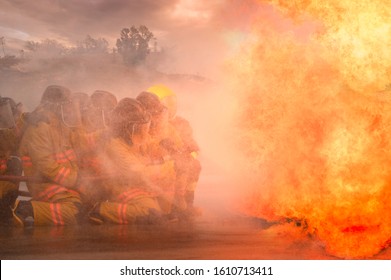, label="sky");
[0,0,266,77]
